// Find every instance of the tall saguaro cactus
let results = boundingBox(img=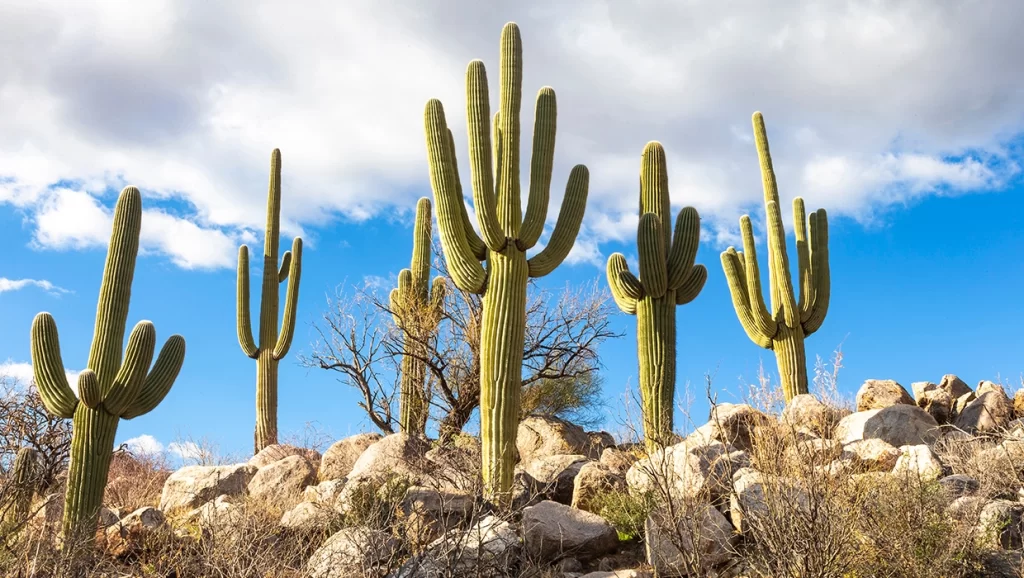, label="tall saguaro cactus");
[237,149,303,453]
[606,142,707,451]
[721,112,831,402]
[390,197,446,435]
[424,22,589,499]
[31,186,186,546]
